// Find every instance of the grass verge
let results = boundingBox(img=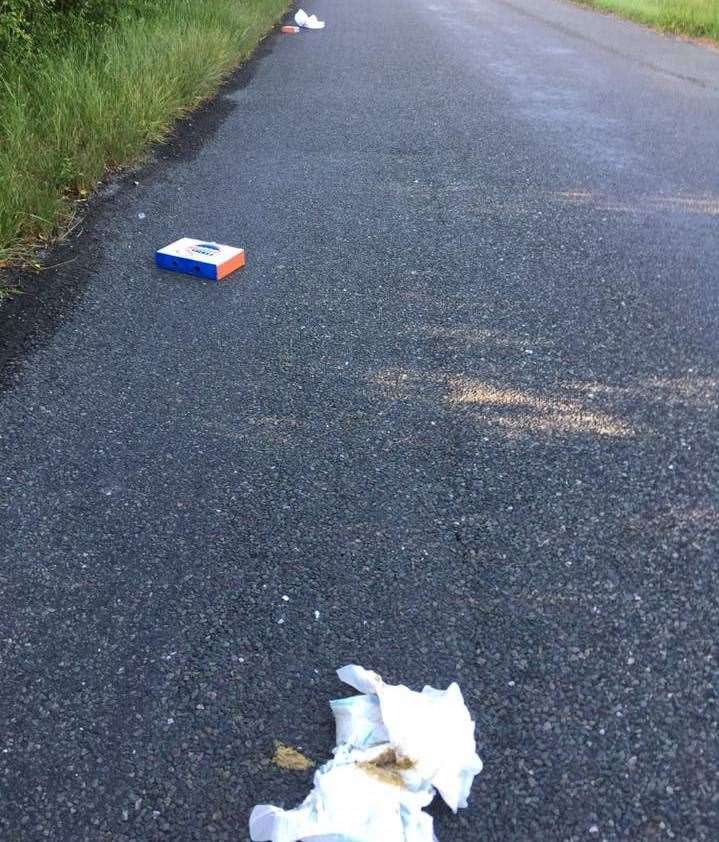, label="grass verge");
[570,0,719,42]
[0,0,288,279]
